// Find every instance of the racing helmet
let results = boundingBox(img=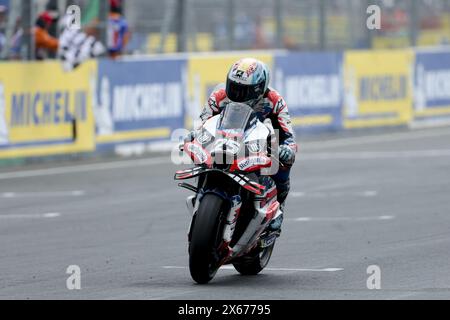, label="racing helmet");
[226,58,270,107]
